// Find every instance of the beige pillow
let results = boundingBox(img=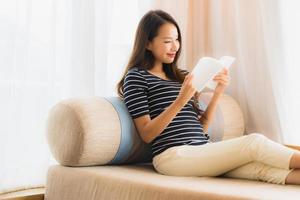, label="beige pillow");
[46,93,244,166]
